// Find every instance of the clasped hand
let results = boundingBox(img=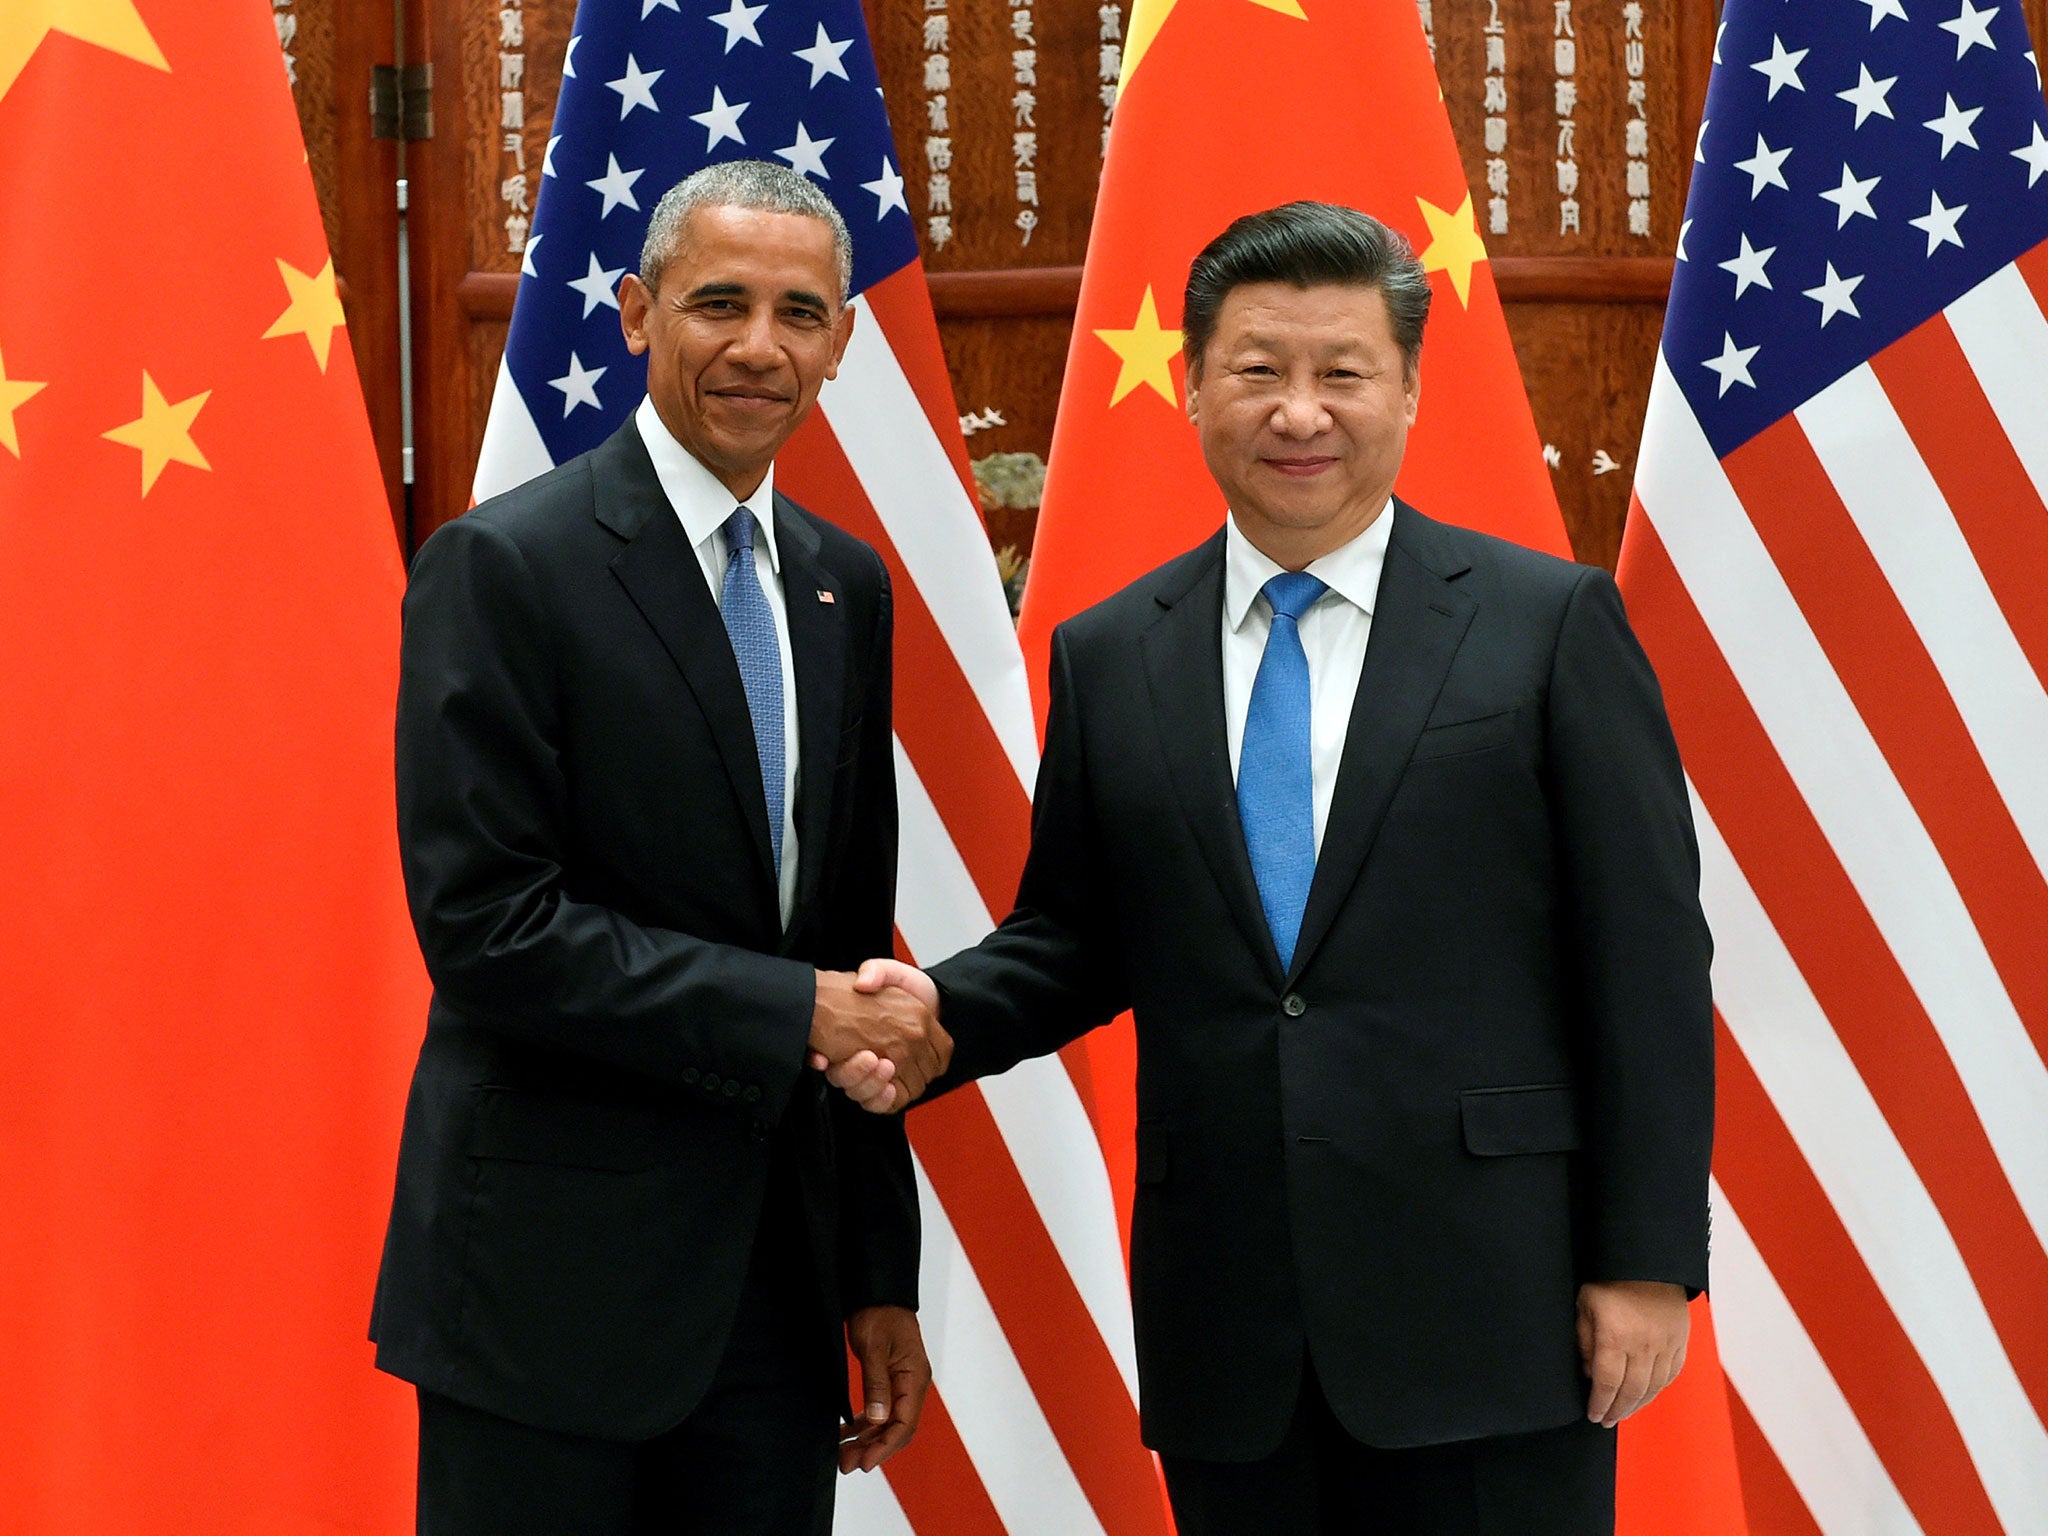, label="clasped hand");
[808,961,947,1111]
